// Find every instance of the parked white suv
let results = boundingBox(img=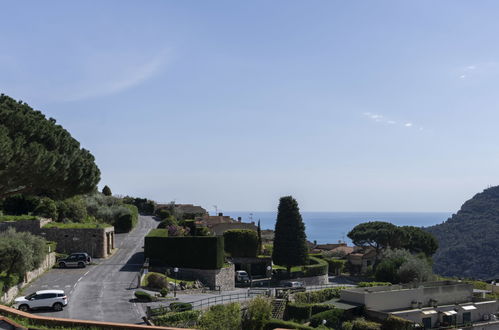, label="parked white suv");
[14,289,68,312]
